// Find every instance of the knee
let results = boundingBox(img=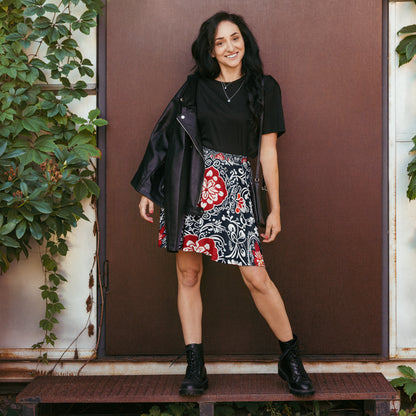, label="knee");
[177,266,202,288]
[241,268,272,294]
